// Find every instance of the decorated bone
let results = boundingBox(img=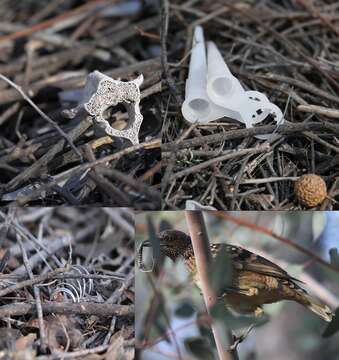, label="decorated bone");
[67,71,144,145]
